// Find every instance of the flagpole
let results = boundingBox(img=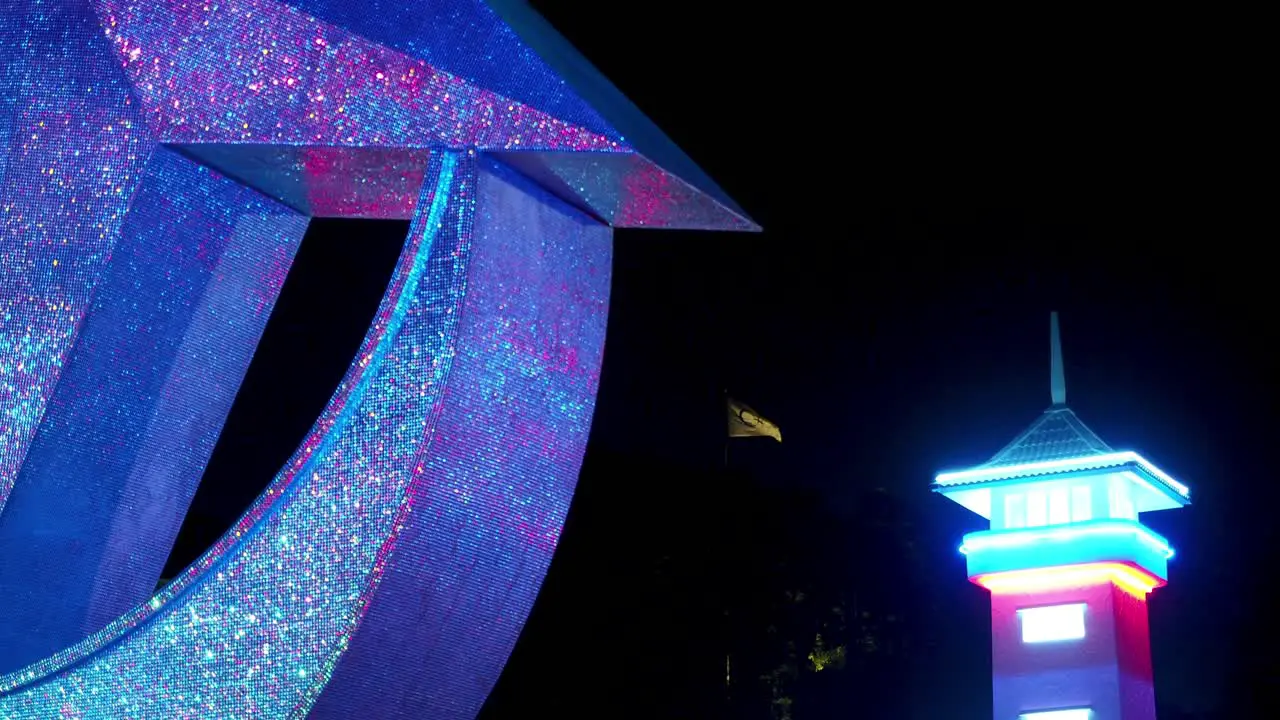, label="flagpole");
[721,393,781,713]
[723,387,730,470]
[724,431,730,472]
[723,462,731,710]
[722,389,732,711]
[724,434,731,707]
